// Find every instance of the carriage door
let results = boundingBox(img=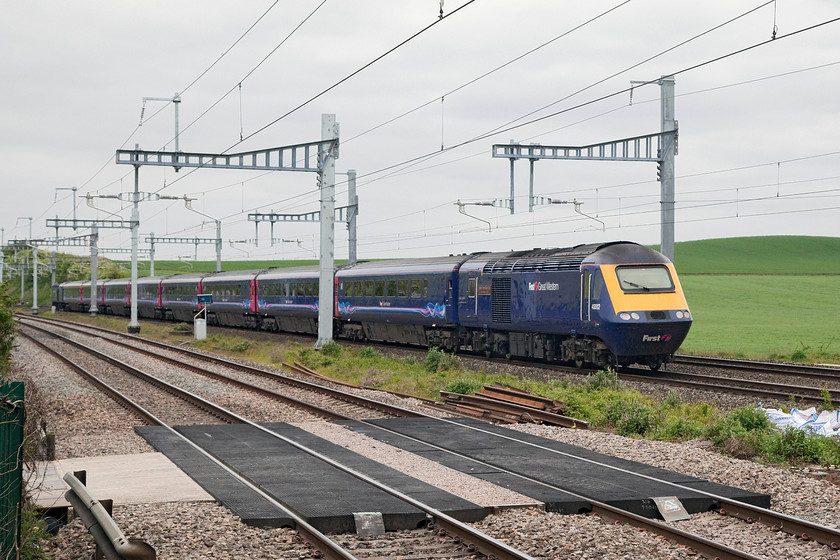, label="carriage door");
[581,267,603,323]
